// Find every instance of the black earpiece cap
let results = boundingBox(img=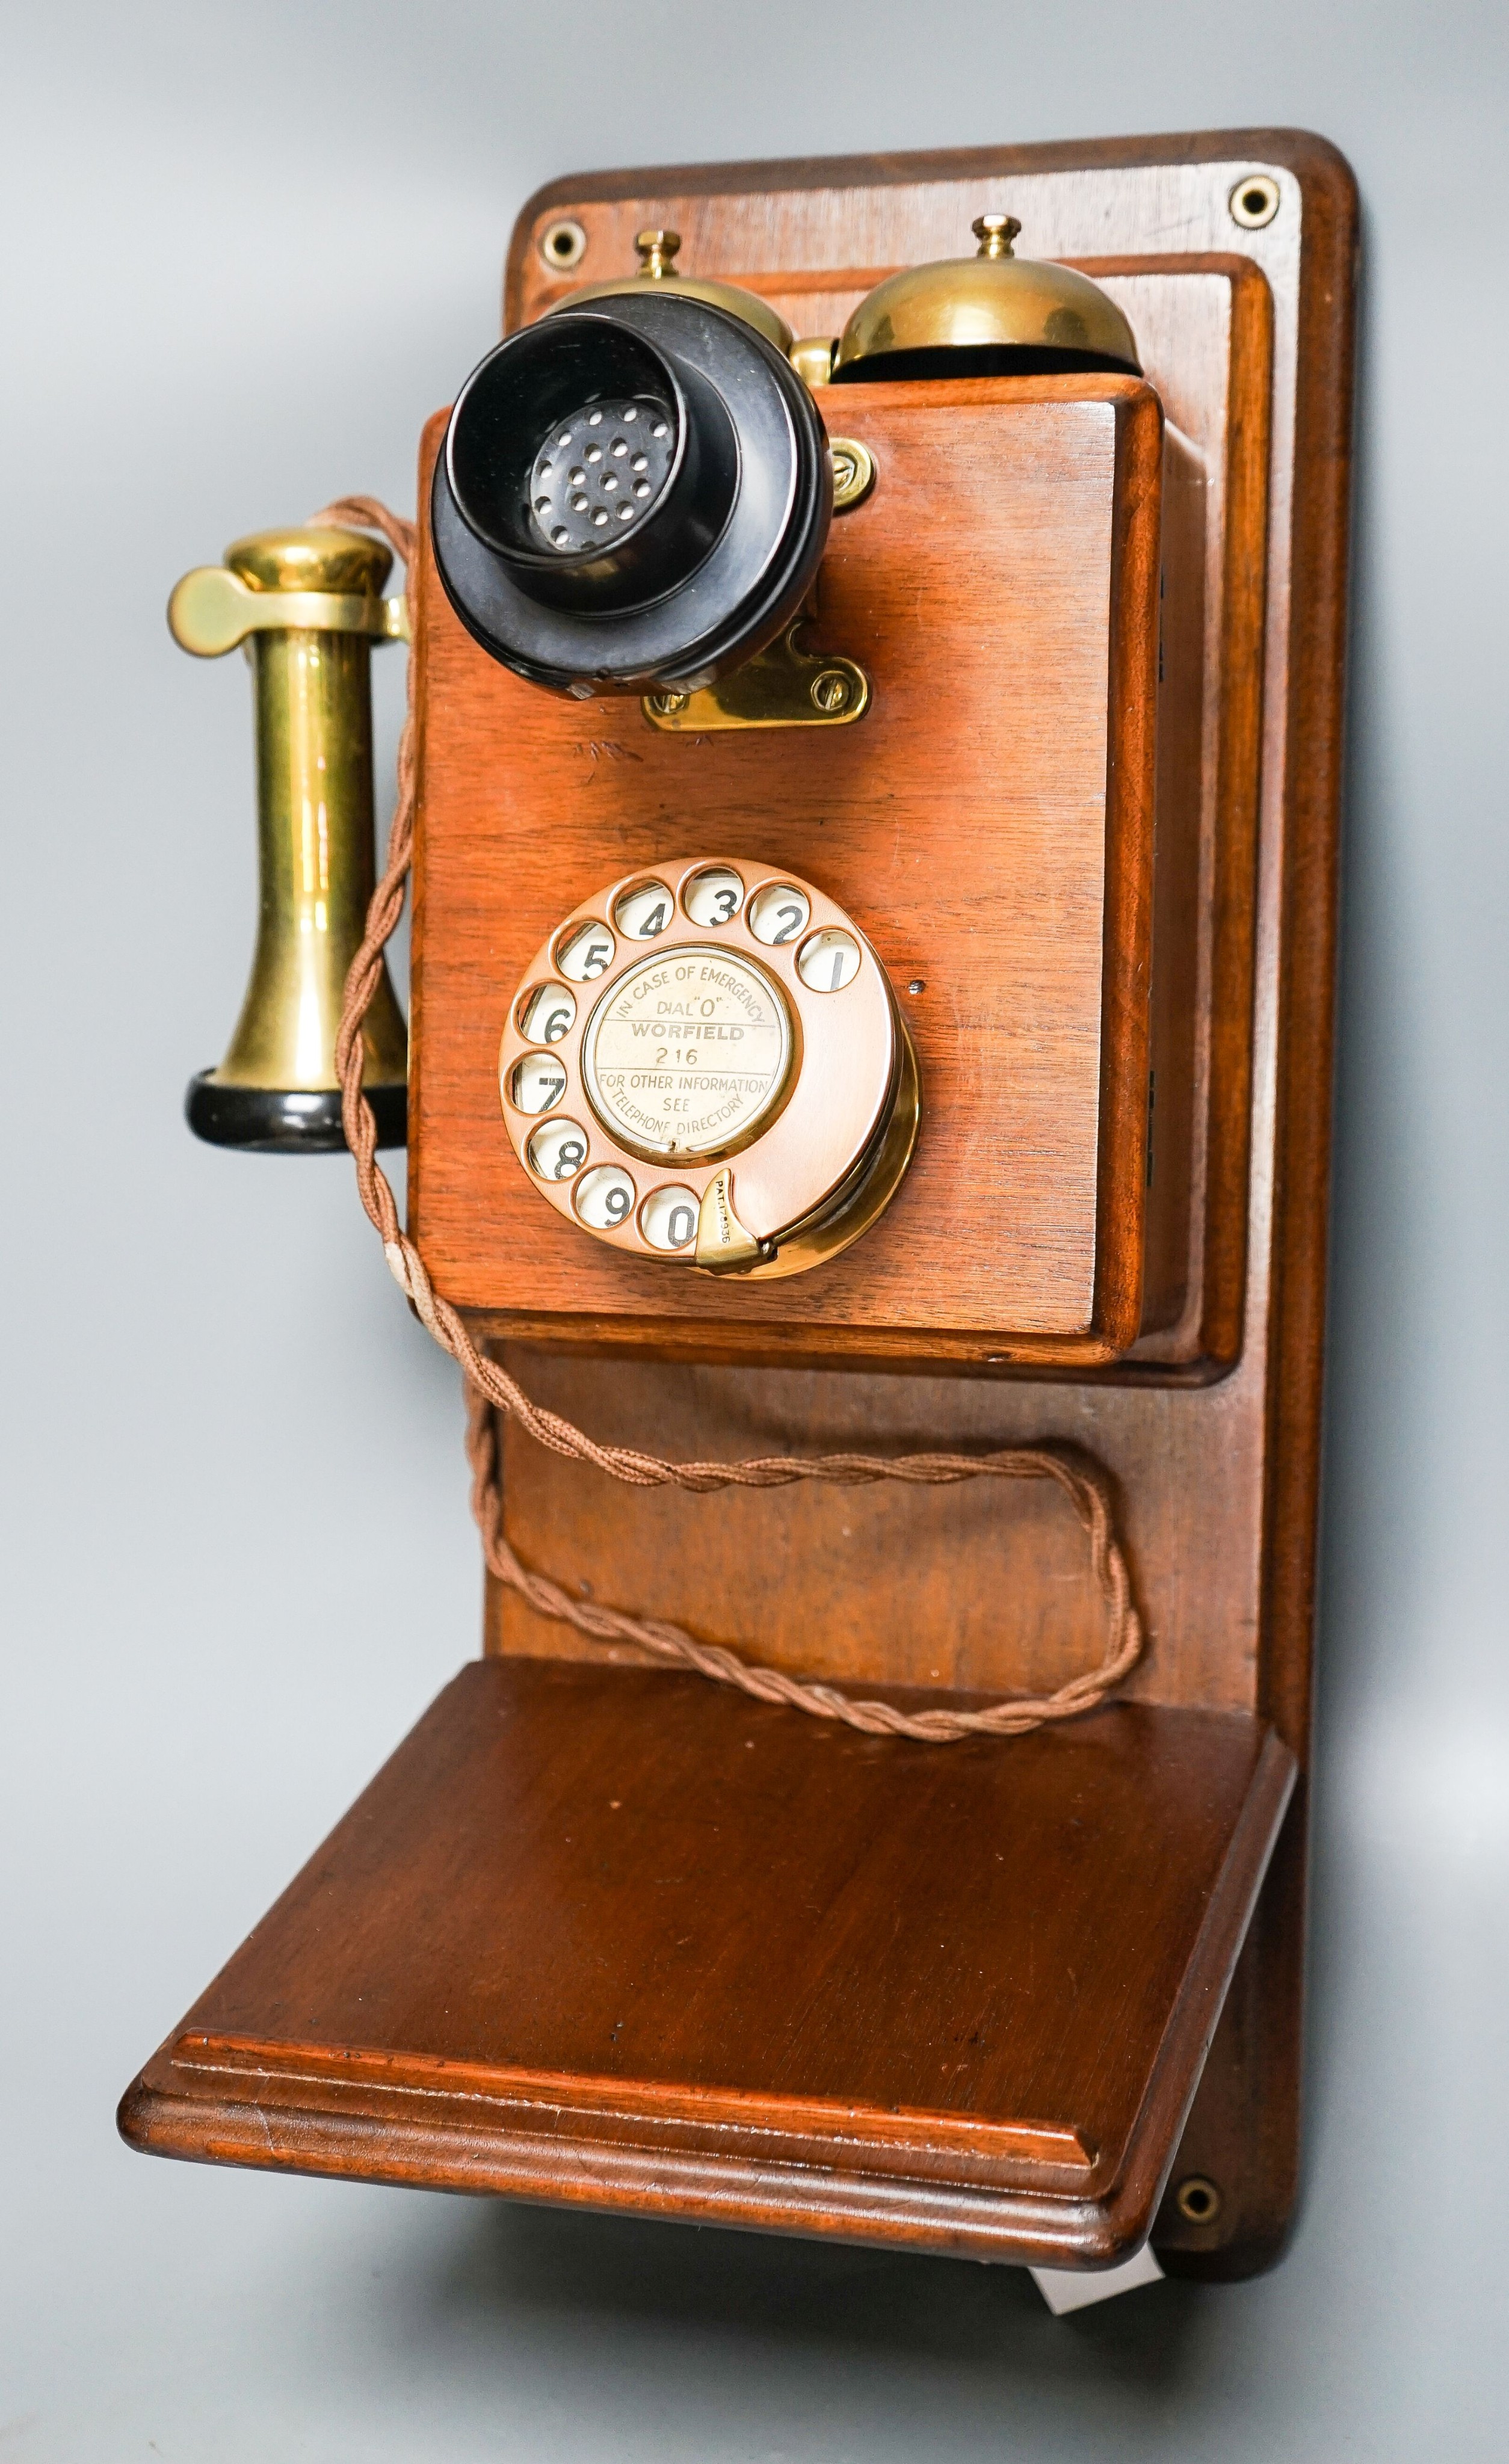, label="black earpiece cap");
[432,295,832,697]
